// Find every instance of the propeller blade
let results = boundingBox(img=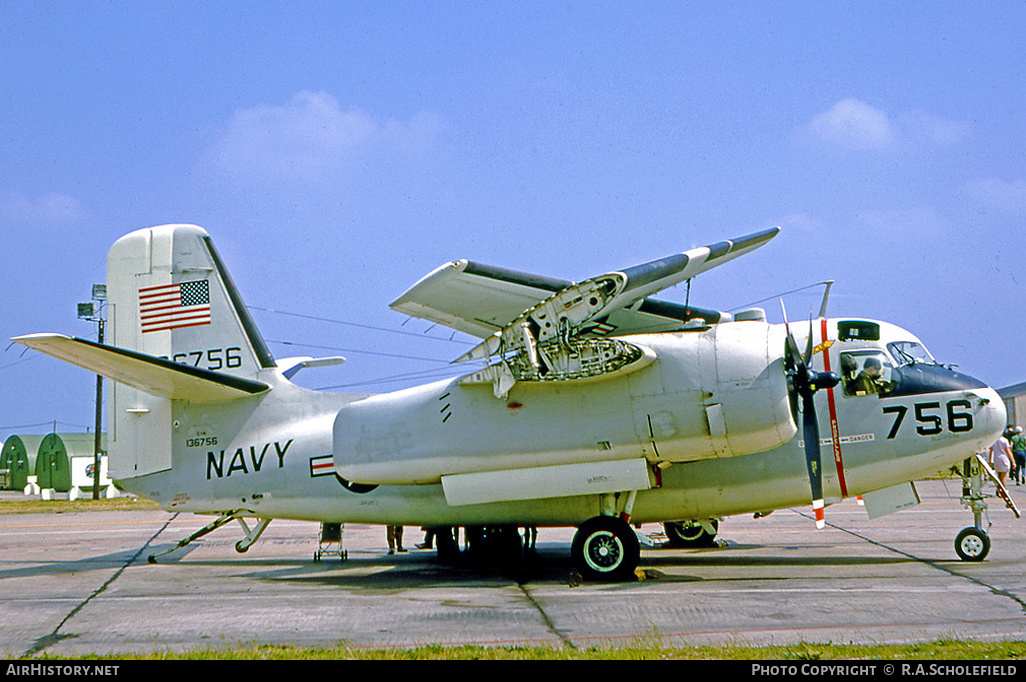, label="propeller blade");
[781,300,838,529]
[781,302,802,370]
[804,317,815,366]
[802,389,826,529]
